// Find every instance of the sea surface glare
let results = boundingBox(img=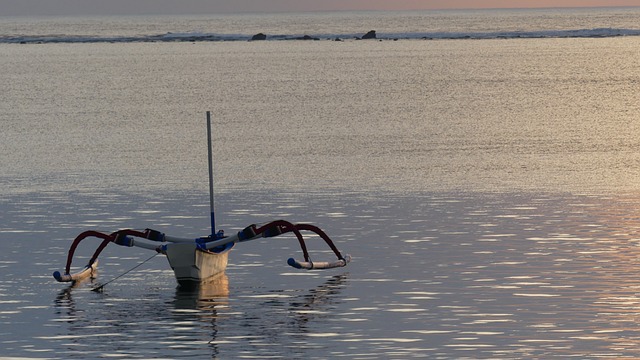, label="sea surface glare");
[2,8,640,359]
